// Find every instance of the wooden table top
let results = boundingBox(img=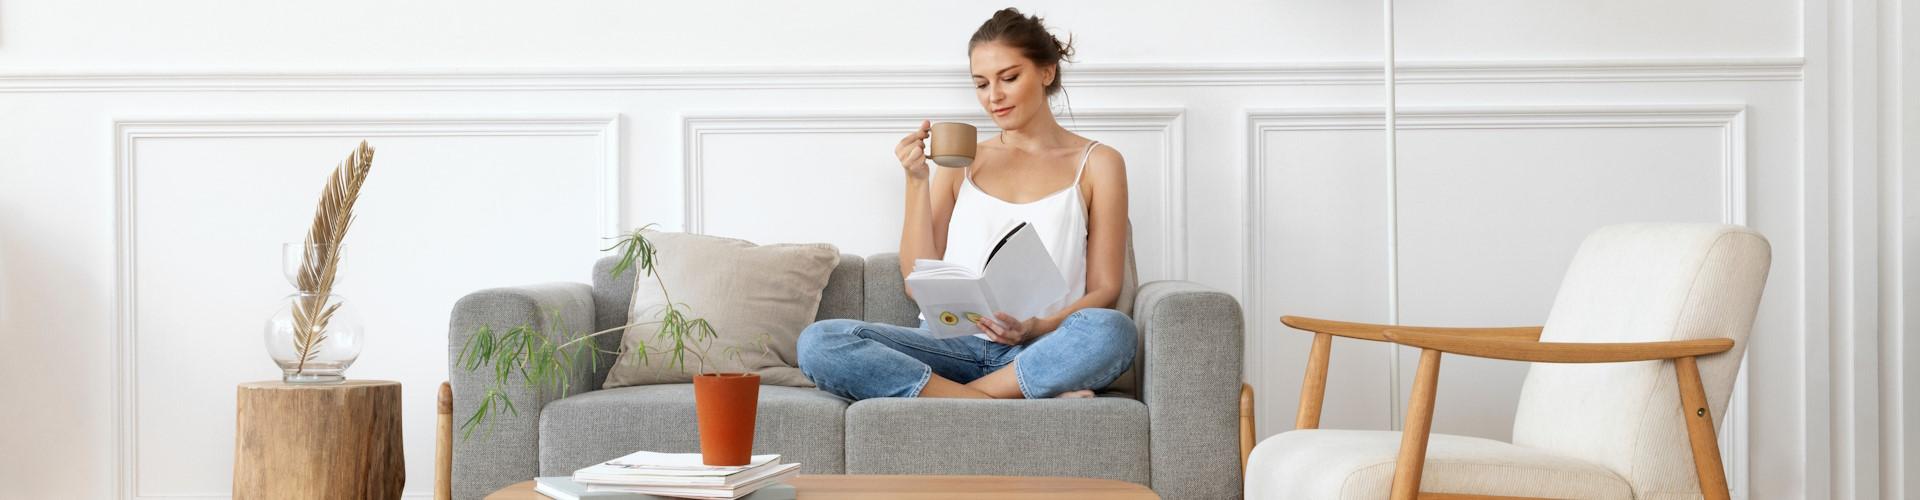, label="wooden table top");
[486,474,1160,499]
